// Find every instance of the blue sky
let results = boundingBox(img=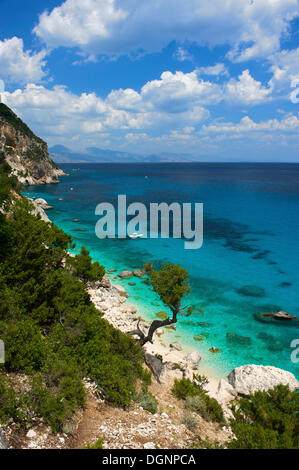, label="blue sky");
[0,0,299,161]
